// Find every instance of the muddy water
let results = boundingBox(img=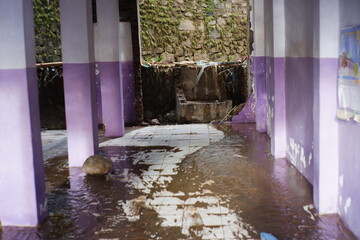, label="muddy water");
[0,124,356,240]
